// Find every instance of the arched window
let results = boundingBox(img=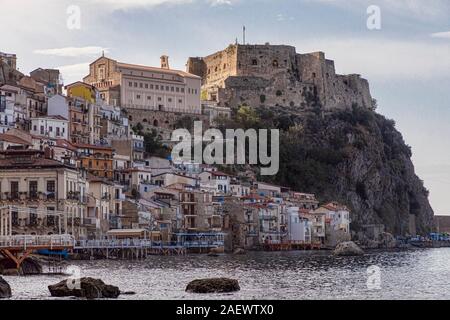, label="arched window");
[153,119,159,127]
[252,59,258,66]
[272,60,279,67]
[143,118,148,123]
[128,115,133,121]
